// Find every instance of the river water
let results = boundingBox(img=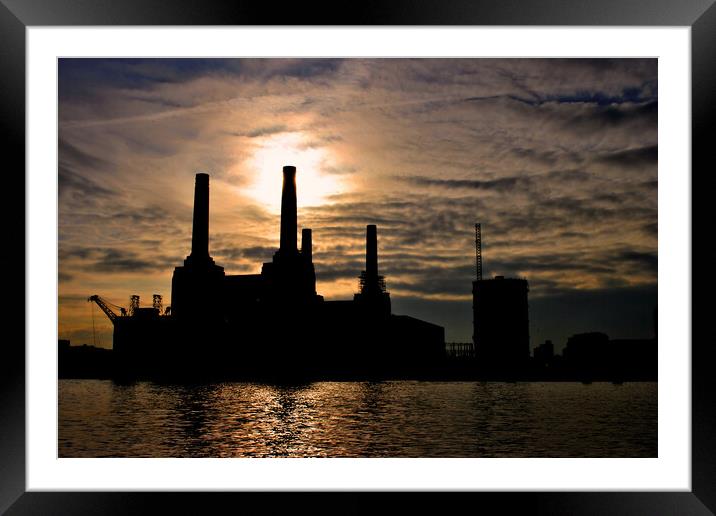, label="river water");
[58,380,657,457]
